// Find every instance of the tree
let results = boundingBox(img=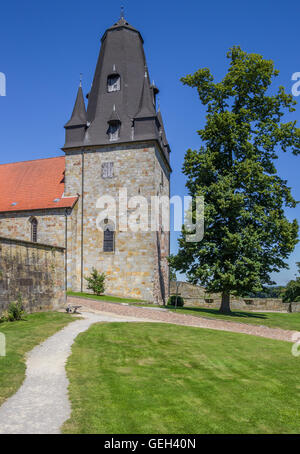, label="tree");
[171,47,300,313]
[283,263,300,303]
[169,264,177,282]
[84,268,106,296]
